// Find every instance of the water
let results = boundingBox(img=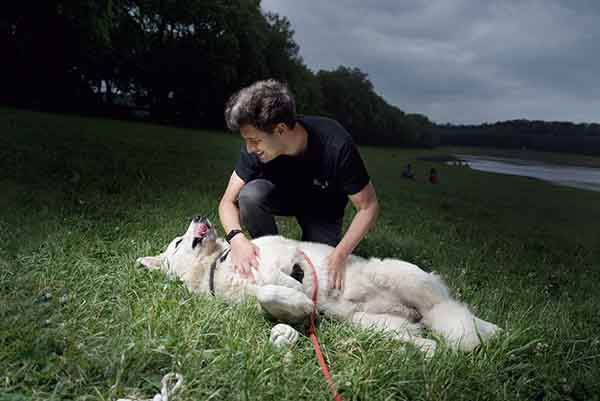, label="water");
[452,154,600,192]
